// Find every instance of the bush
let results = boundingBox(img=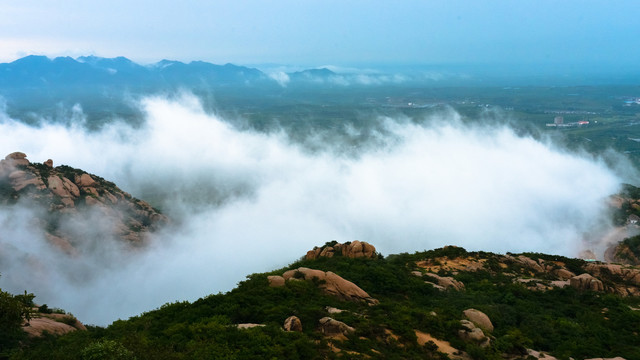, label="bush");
[81,340,136,360]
